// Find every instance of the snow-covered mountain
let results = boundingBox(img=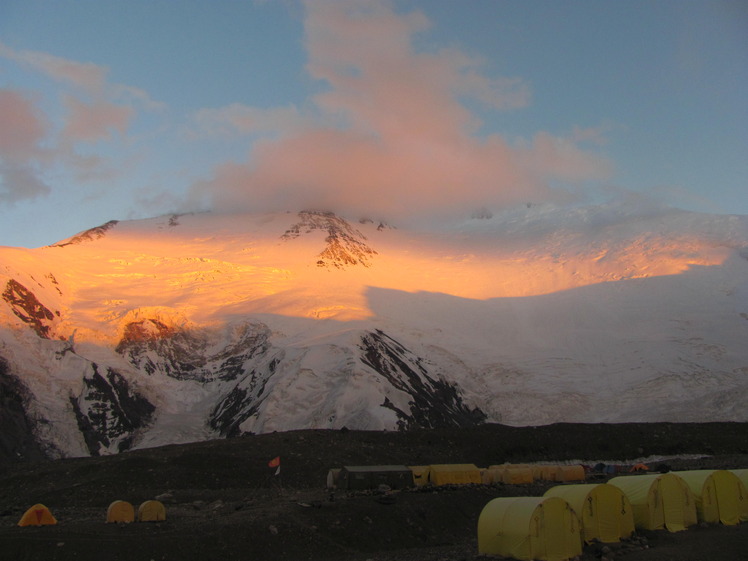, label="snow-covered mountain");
[1,204,747,459]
